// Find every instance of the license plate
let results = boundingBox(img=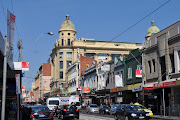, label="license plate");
[139,116,144,119]
[39,114,45,117]
[69,114,74,116]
